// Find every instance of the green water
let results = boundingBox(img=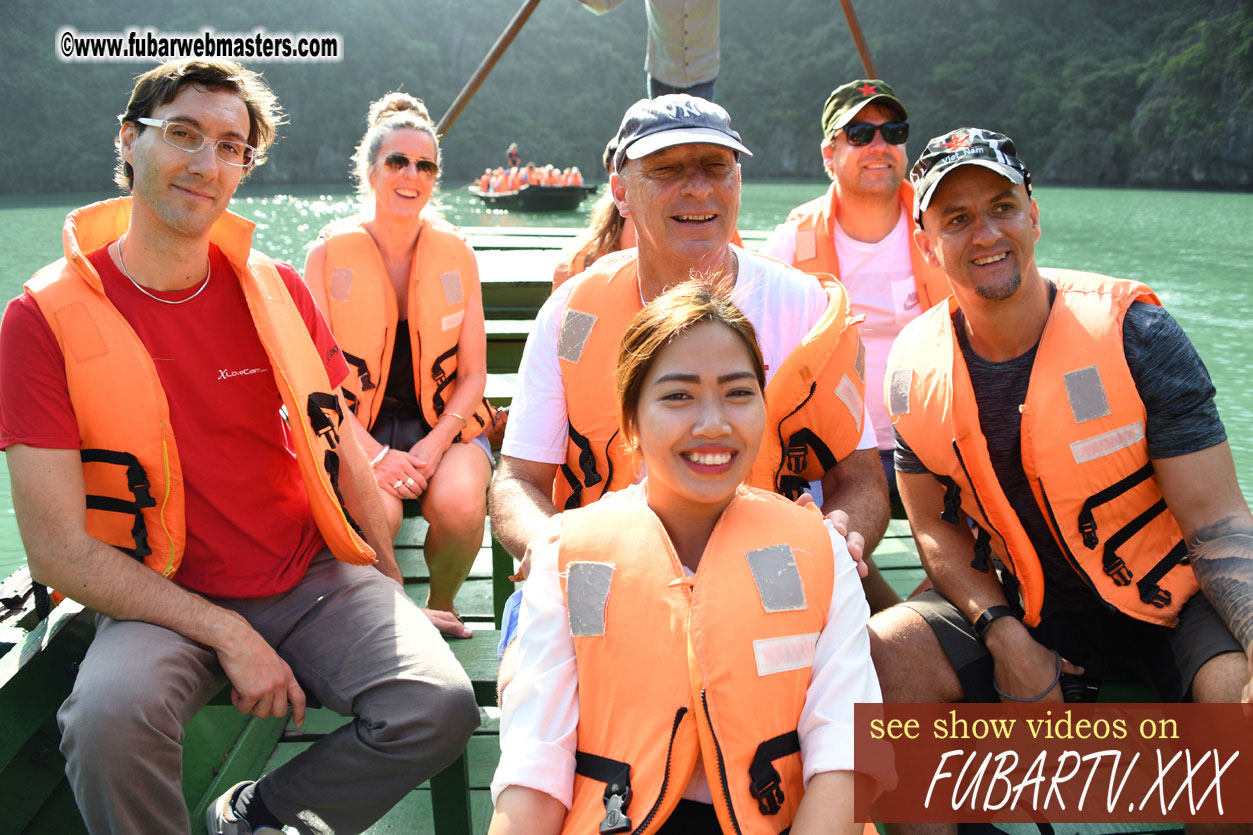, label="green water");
[1,182,1250,577]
